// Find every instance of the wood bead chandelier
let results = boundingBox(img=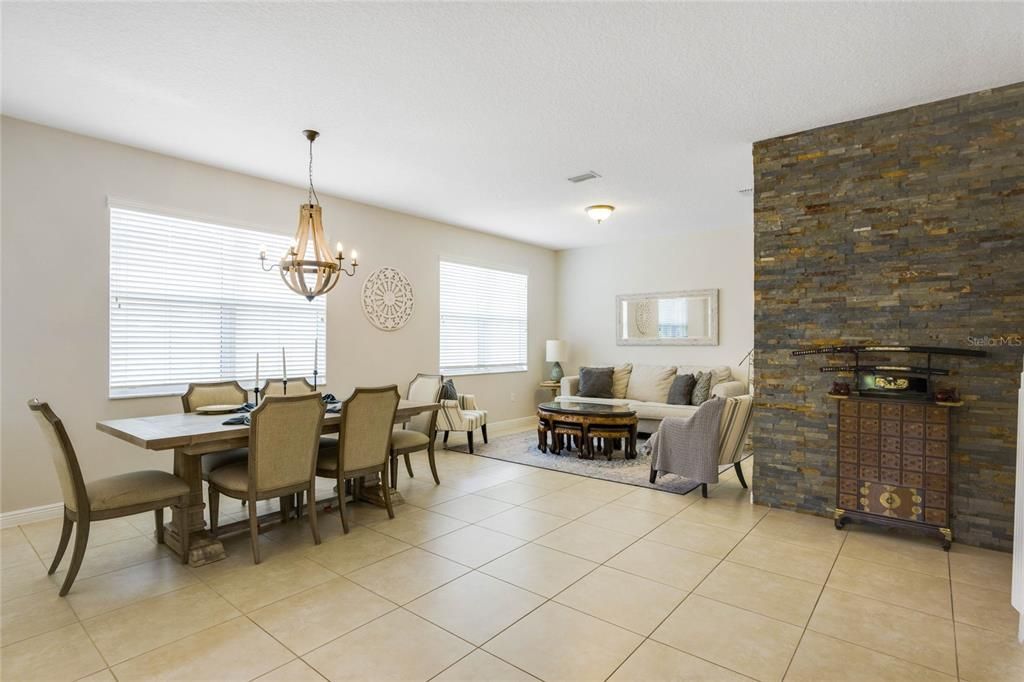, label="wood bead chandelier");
[261,130,357,300]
